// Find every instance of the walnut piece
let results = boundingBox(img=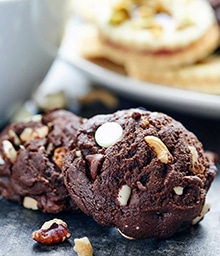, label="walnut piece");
[188,145,205,174]
[20,126,49,142]
[52,147,67,169]
[117,229,135,240]
[2,140,17,163]
[144,135,172,164]
[23,196,38,210]
[192,202,211,225]
[117,184,131,206]
[8,129,21,145]
[32,218,71,245]
[73,236,93,256]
